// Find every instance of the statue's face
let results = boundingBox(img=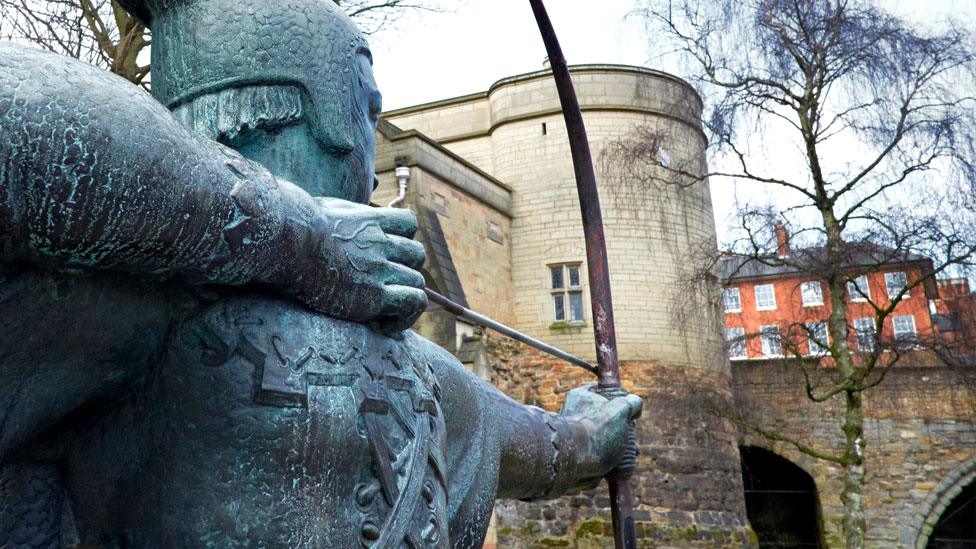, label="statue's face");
[228,49,382,203]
